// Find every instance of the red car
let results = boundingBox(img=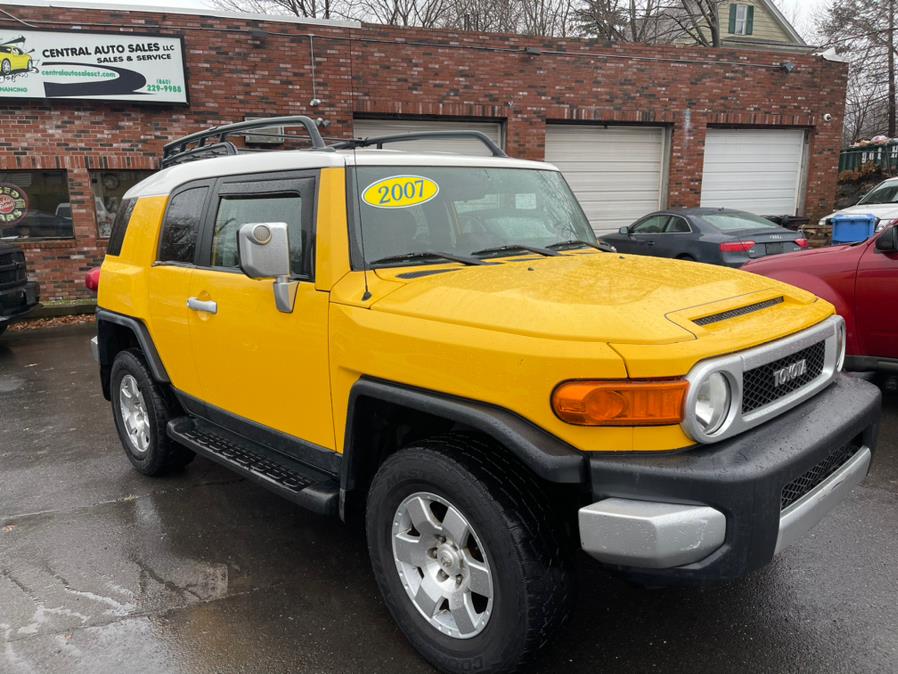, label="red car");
[744,225,898,373]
